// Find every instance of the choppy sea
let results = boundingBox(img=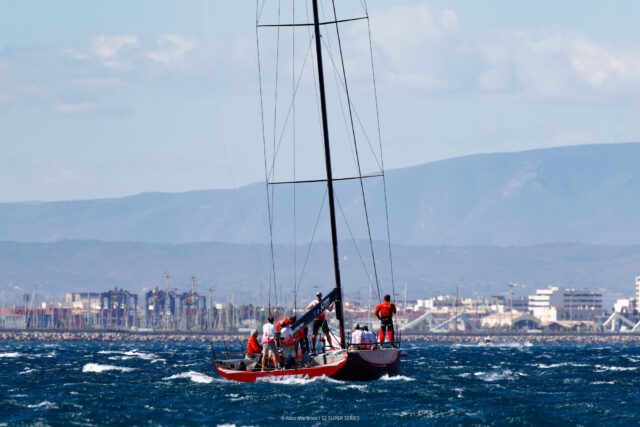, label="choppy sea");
[1,341,640,425]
